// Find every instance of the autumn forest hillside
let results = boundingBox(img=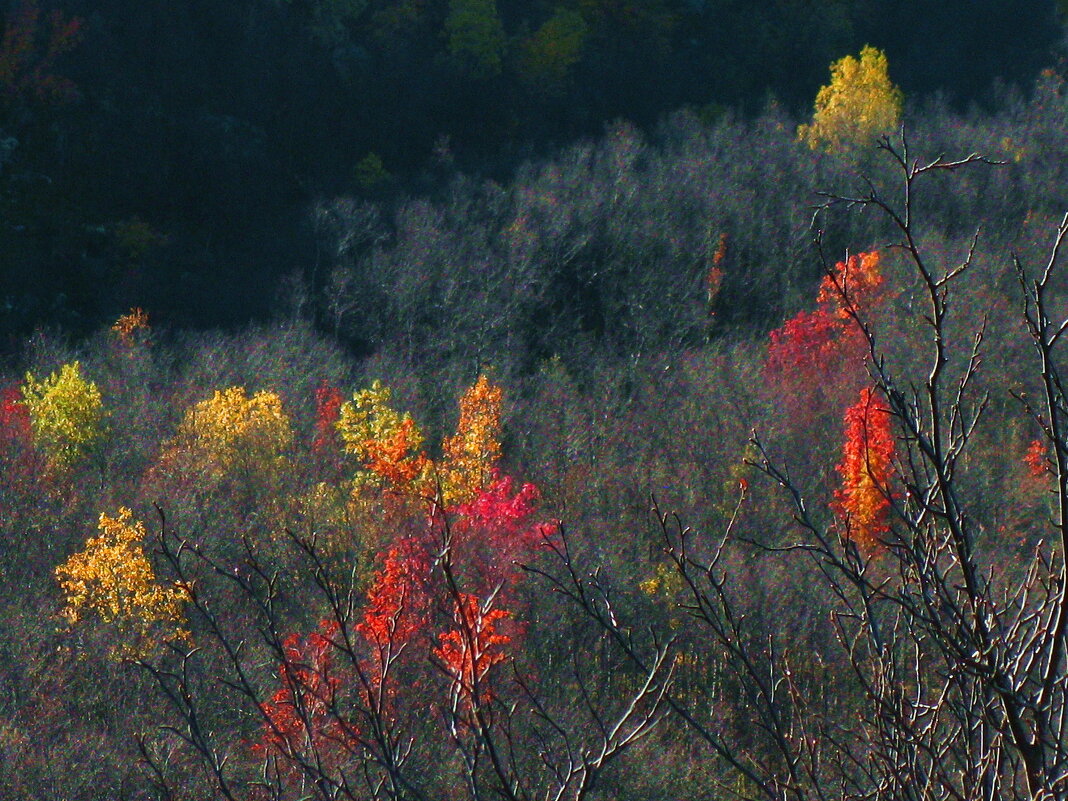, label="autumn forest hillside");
[6,2,1068,800]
